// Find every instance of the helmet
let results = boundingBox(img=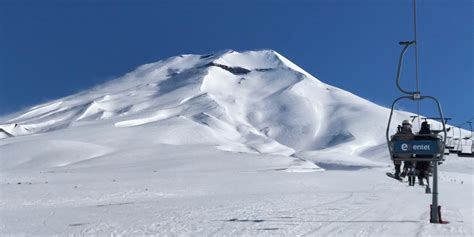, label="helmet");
[421,121,430,128]
[402,120,412,126]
